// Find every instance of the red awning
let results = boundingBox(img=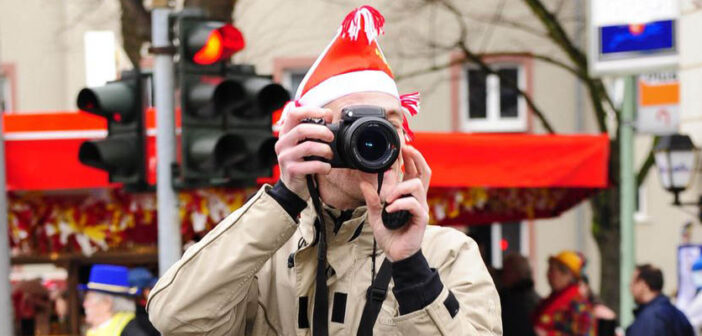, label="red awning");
[3,112,610,227]
[410,133,609,225]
